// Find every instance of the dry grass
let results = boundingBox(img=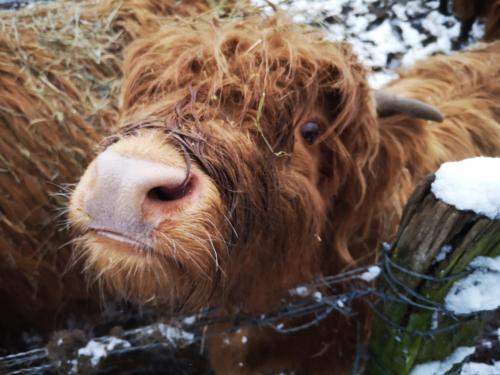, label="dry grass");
[0,0,209,344]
